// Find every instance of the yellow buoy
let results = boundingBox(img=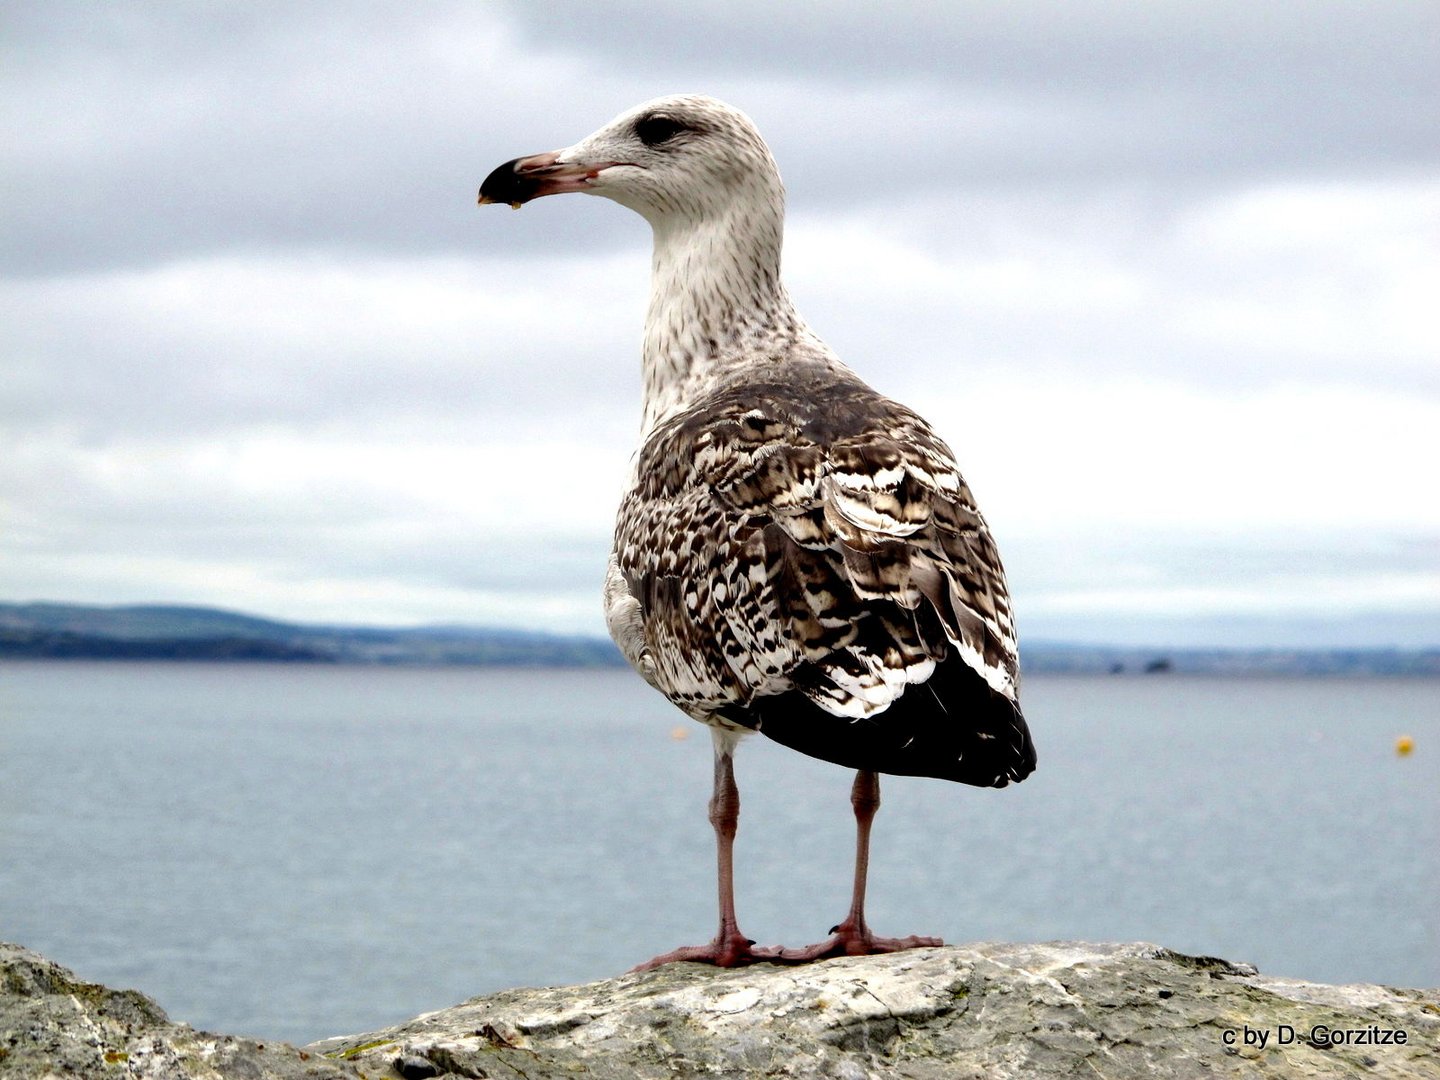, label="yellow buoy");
[1395,735,1414,757]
